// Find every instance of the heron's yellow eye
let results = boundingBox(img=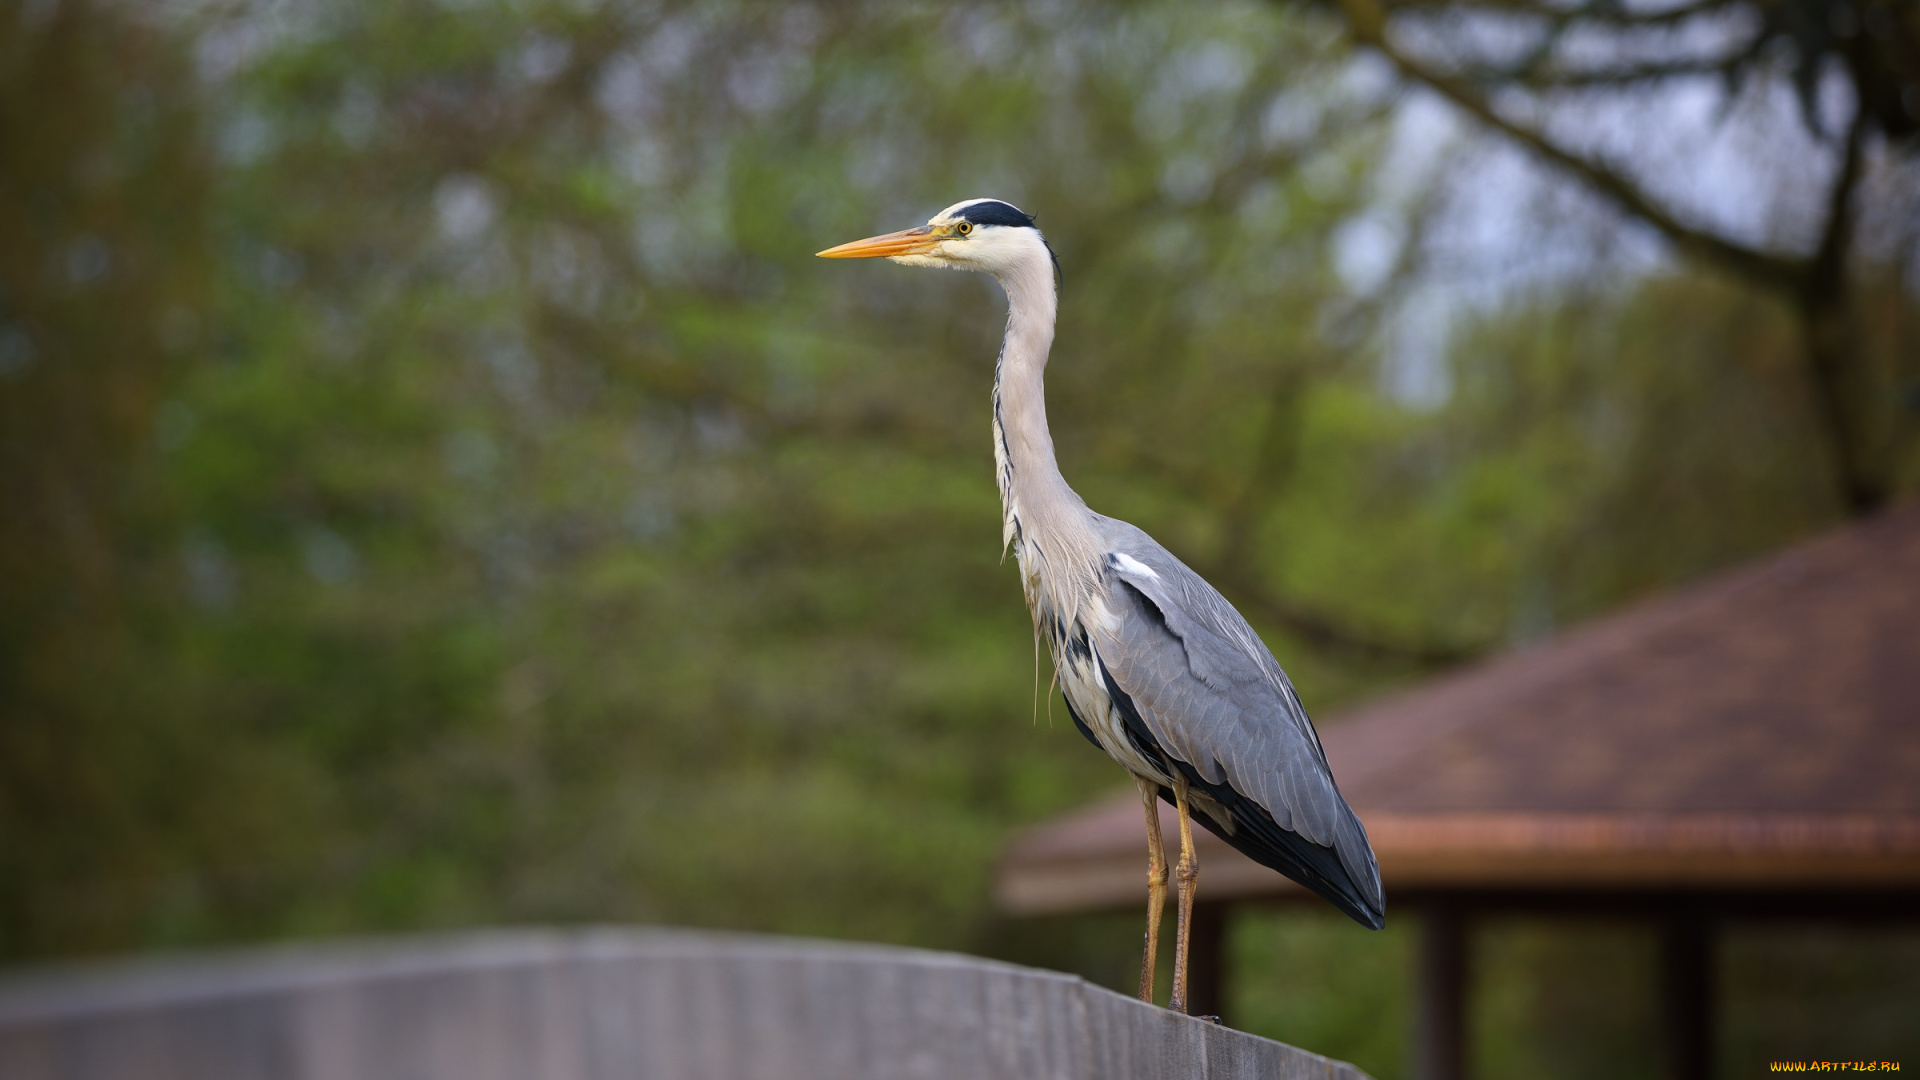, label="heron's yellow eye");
[956,221,973,236]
